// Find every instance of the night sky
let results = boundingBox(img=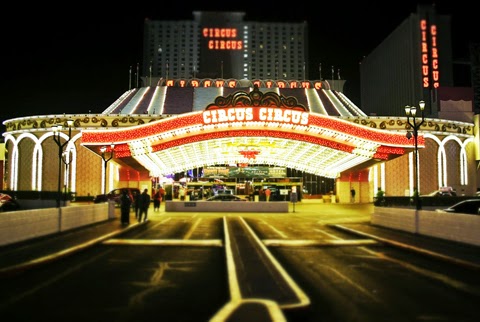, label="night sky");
[1,2,477,131]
